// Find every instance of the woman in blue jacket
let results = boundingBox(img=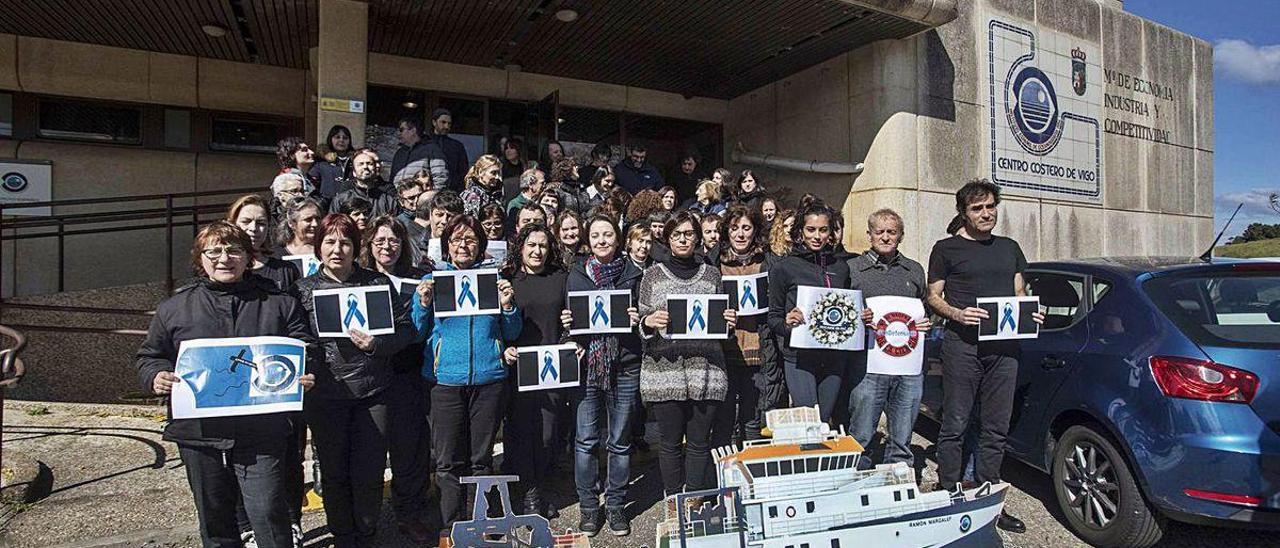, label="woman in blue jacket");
[411,214,520,539]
